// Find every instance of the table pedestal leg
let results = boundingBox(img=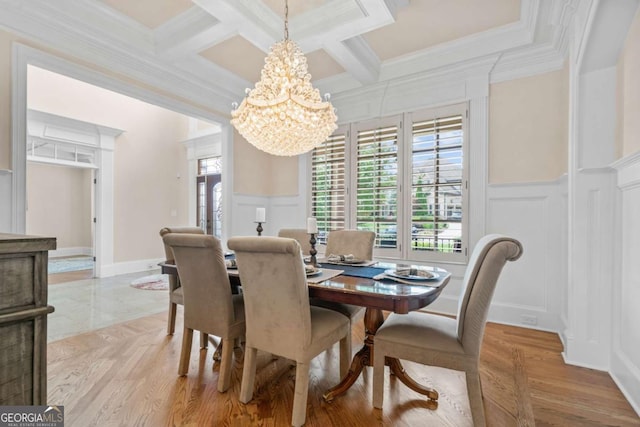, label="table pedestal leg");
[209,337,222,361]
[323,308,439,402]
[387,357,439,400]
[323,308,383,402]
